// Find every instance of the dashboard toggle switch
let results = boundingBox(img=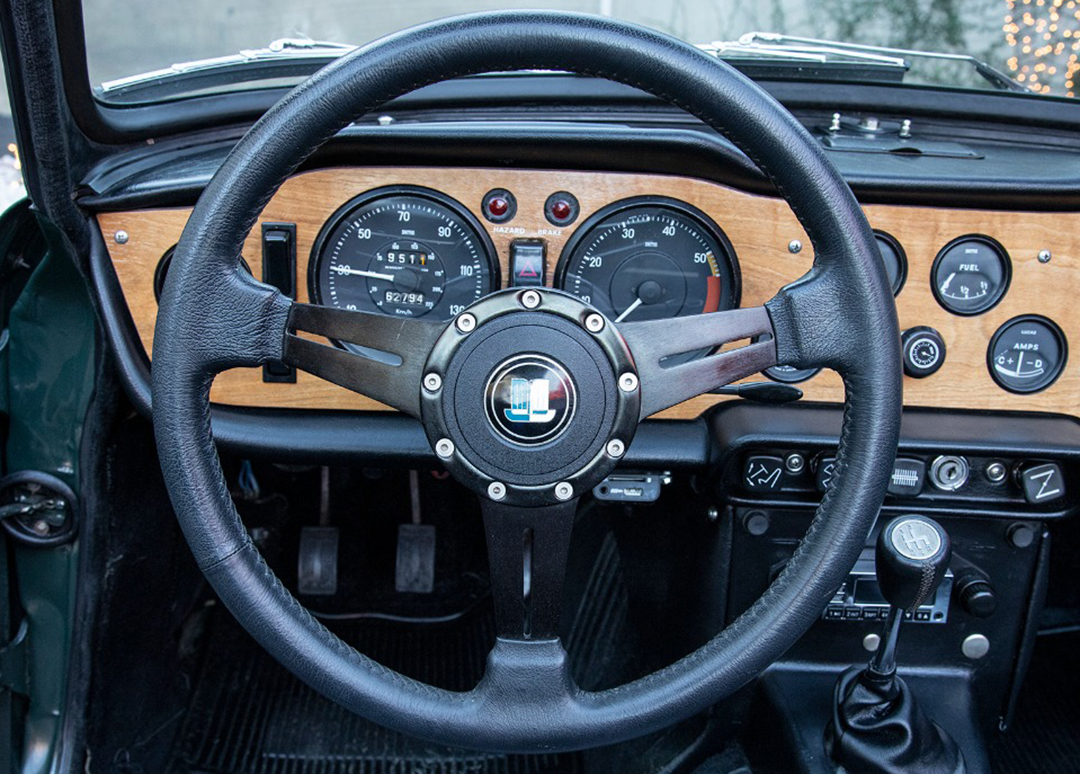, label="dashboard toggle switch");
[887,458,926,497]
[744,455,785,492]
[1018,462,1065,504]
